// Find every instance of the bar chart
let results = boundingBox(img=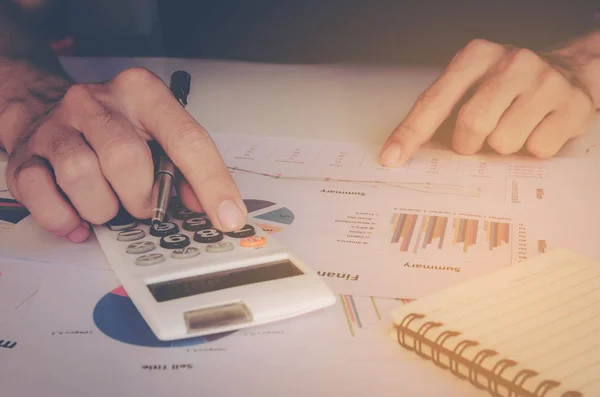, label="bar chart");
[389,211,516,263]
